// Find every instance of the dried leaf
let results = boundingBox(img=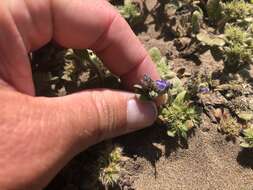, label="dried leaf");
[238,112,253,121]
[197,32,225,47]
